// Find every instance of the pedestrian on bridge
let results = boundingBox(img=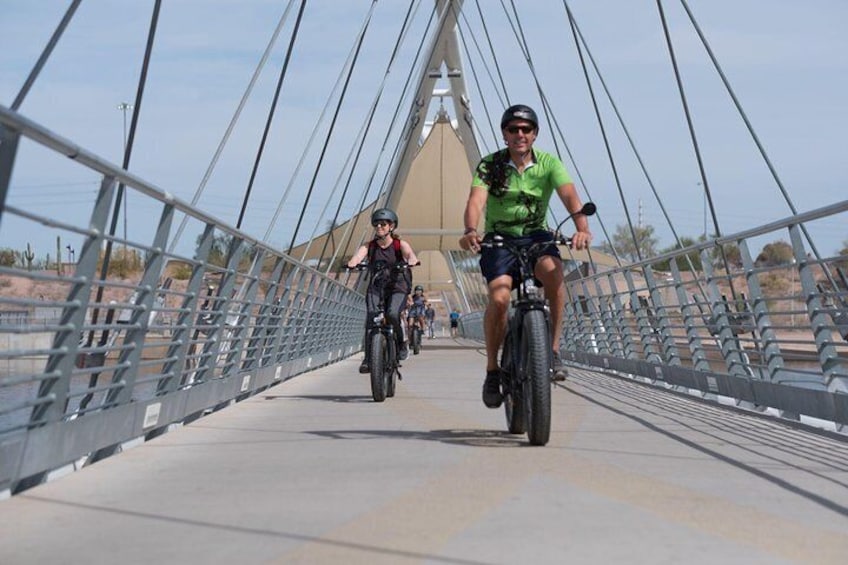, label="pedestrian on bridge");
[424,301,436,338]
[459,104,592,408]
[347,208,419,374]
